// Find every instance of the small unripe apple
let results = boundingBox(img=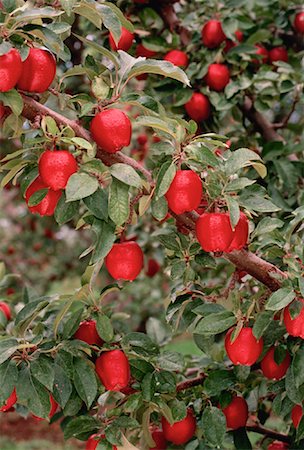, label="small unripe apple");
[105,241,144,281]
[161,408,196,445]
[95,349,130,391]
[260,347,291,380]
[206,64,230,91]
[17,48,56,93]
[268,441,289,450]
[146,258,160,277]
[38,150,78,191]
[150,428,167,449]
[0,301,11,320]
[225,327,263,366]
[269,47,288,63]
[136,43,157,58]
[164,50,189,68]
[283,300,304,338]
[25,176,62,217]
[253,45,269,64]
[0,388,17,412]
[74,320,103,346]
[294,12,304,33]
[86,434,118,450]
[185,92,210,122]
[109,27,134,52]
[165,170,202,215]
[0,48,22,92]
[201,20,226,48]
[221,396,248,429]
[292,404,303,428]
[90,109,132,153]
[32,394,58,421]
